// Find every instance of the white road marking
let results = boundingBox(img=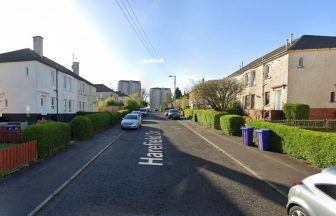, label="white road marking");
[27,130,126,216]
[178,120,287,198]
